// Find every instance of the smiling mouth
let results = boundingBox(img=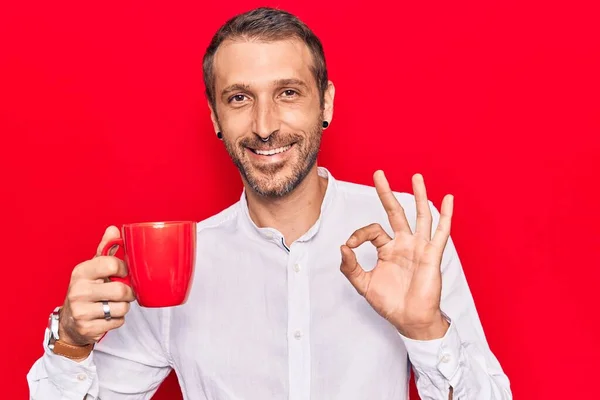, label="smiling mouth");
[249,144,293,156]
